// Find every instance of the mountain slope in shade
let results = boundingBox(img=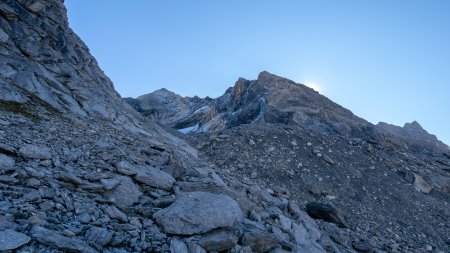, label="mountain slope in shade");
[1,0,144,128]
[377,121,449,153]
[127,71,448,153]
